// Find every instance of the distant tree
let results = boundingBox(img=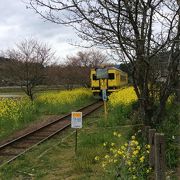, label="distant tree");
[64,49,109,87]
[5,39,55,100]
[45,64,63,86]
[0,57,10,86]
